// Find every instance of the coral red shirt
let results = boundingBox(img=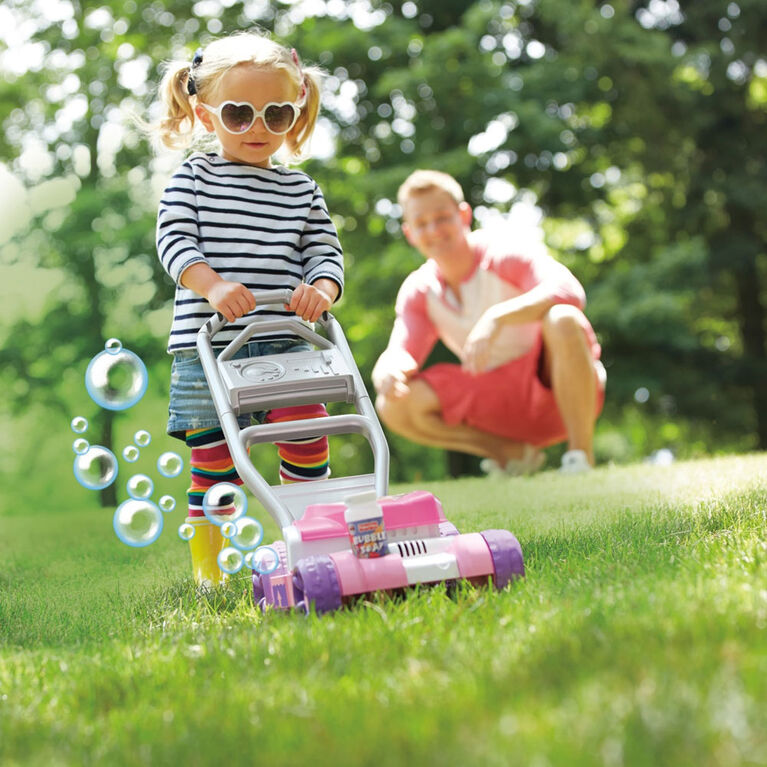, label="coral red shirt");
[390,229,590,371]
